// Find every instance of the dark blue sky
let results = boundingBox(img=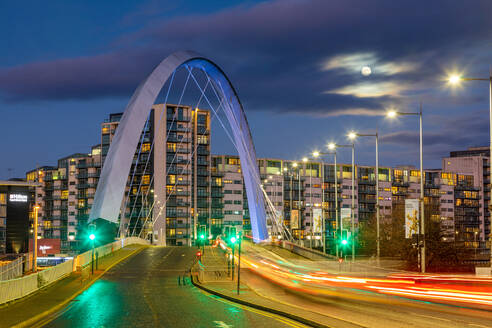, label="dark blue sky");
[1,0,492,179]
